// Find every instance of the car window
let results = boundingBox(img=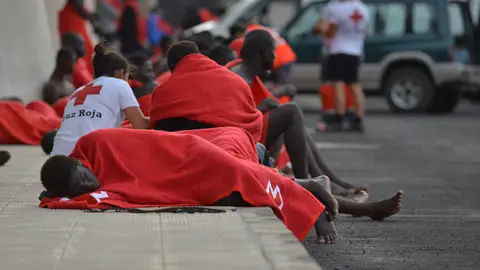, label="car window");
[283,3,325,41]
[412,3,437,34]
[448,3,466,36]
[367,3,406,37]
